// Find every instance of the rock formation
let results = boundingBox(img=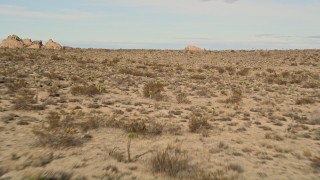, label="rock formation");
[27,40,43,49]
[43,39,62,50]
[0,35,25,48]
[184,44,204,51]
[0,35,62,49]
[23,39,32,46]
